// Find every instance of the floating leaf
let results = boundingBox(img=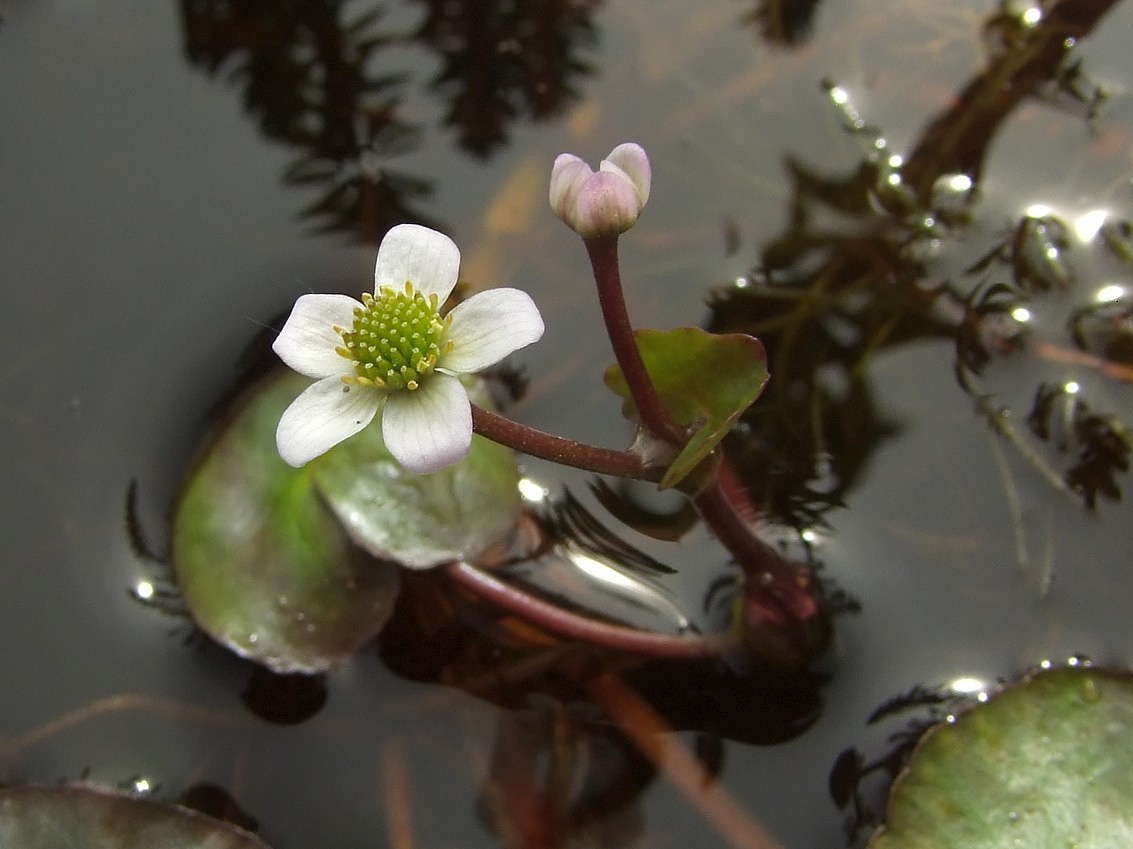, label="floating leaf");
[605,327,769,489]
[310,377,521,569]
[172,370,400,674]
[870,665,1133,849]
[0,784,273,848]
